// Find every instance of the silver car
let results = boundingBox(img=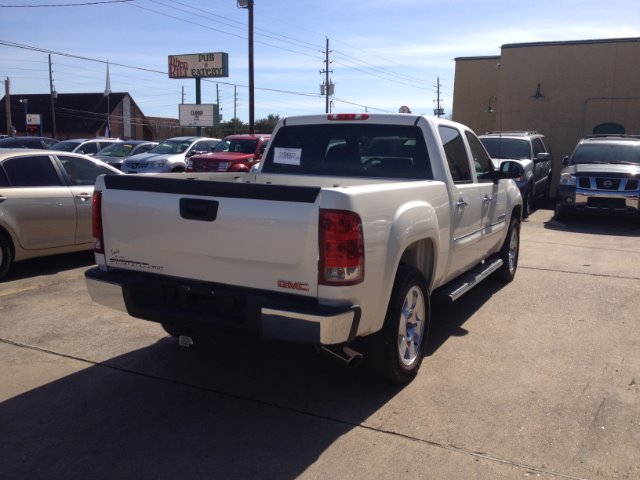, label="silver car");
[0,149,122,280]
[94,140,158,170]
[51,138,121,156]
[121,136,220,173]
